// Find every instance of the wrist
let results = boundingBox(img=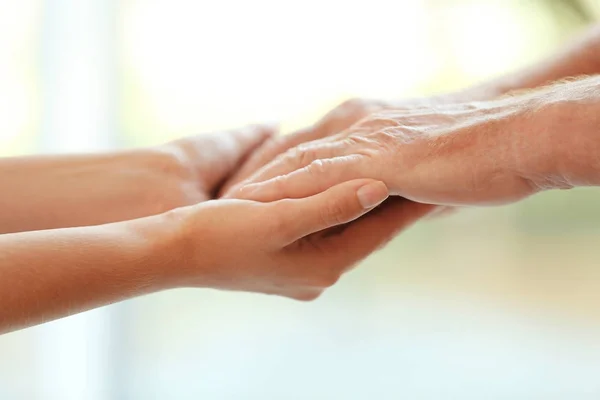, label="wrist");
[0,149,193,233]
[513,78,600,190]
[122,207,192,290]
[545,102,600,188]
